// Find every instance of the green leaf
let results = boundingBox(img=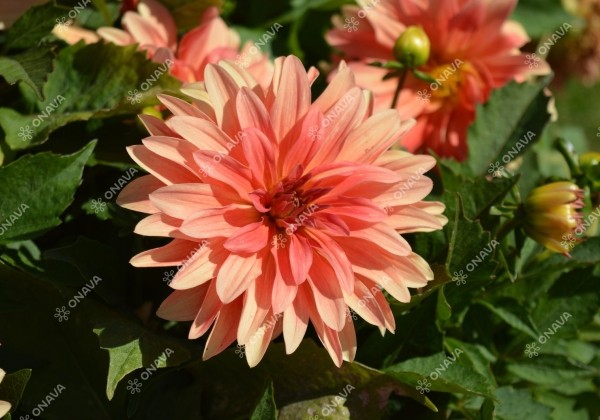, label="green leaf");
[93,320,192,400]
[476,298,540,339]
[512,0,576,38]
[0,47,54,100]
[251,381,277,420]
[44,236,128,306]
[494,386,553,420]
[535,391,588,420]
[532,268,600,337]
[4,3,65,50]
[436,286,452,322]
[0,369,31,413]
[466,77,552,176]
[0,42,180,150]
[444,198,499,312]
[444,338,497,388]
[0,141,95,243]
[439,160,518,222]
[131,340,437,419]
[0,264,112,416]
[507,355,597,387]
[384,352,495,398]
